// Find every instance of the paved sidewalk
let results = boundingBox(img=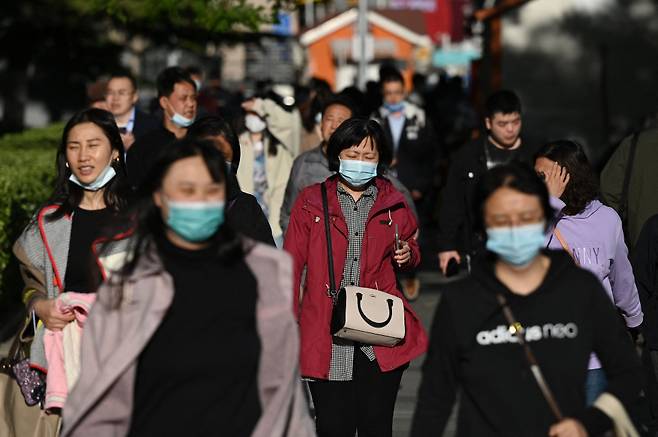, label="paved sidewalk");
[393,271,459,437]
